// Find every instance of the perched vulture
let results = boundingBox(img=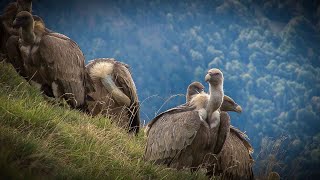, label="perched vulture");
[144,69,228,171]
[6,14,52,79]
[3,0,53,79]
[185,82,242,154]
[85,58,140,134]
[11,11,94,109]
[186,81,254,179]
[0,0,32,54]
